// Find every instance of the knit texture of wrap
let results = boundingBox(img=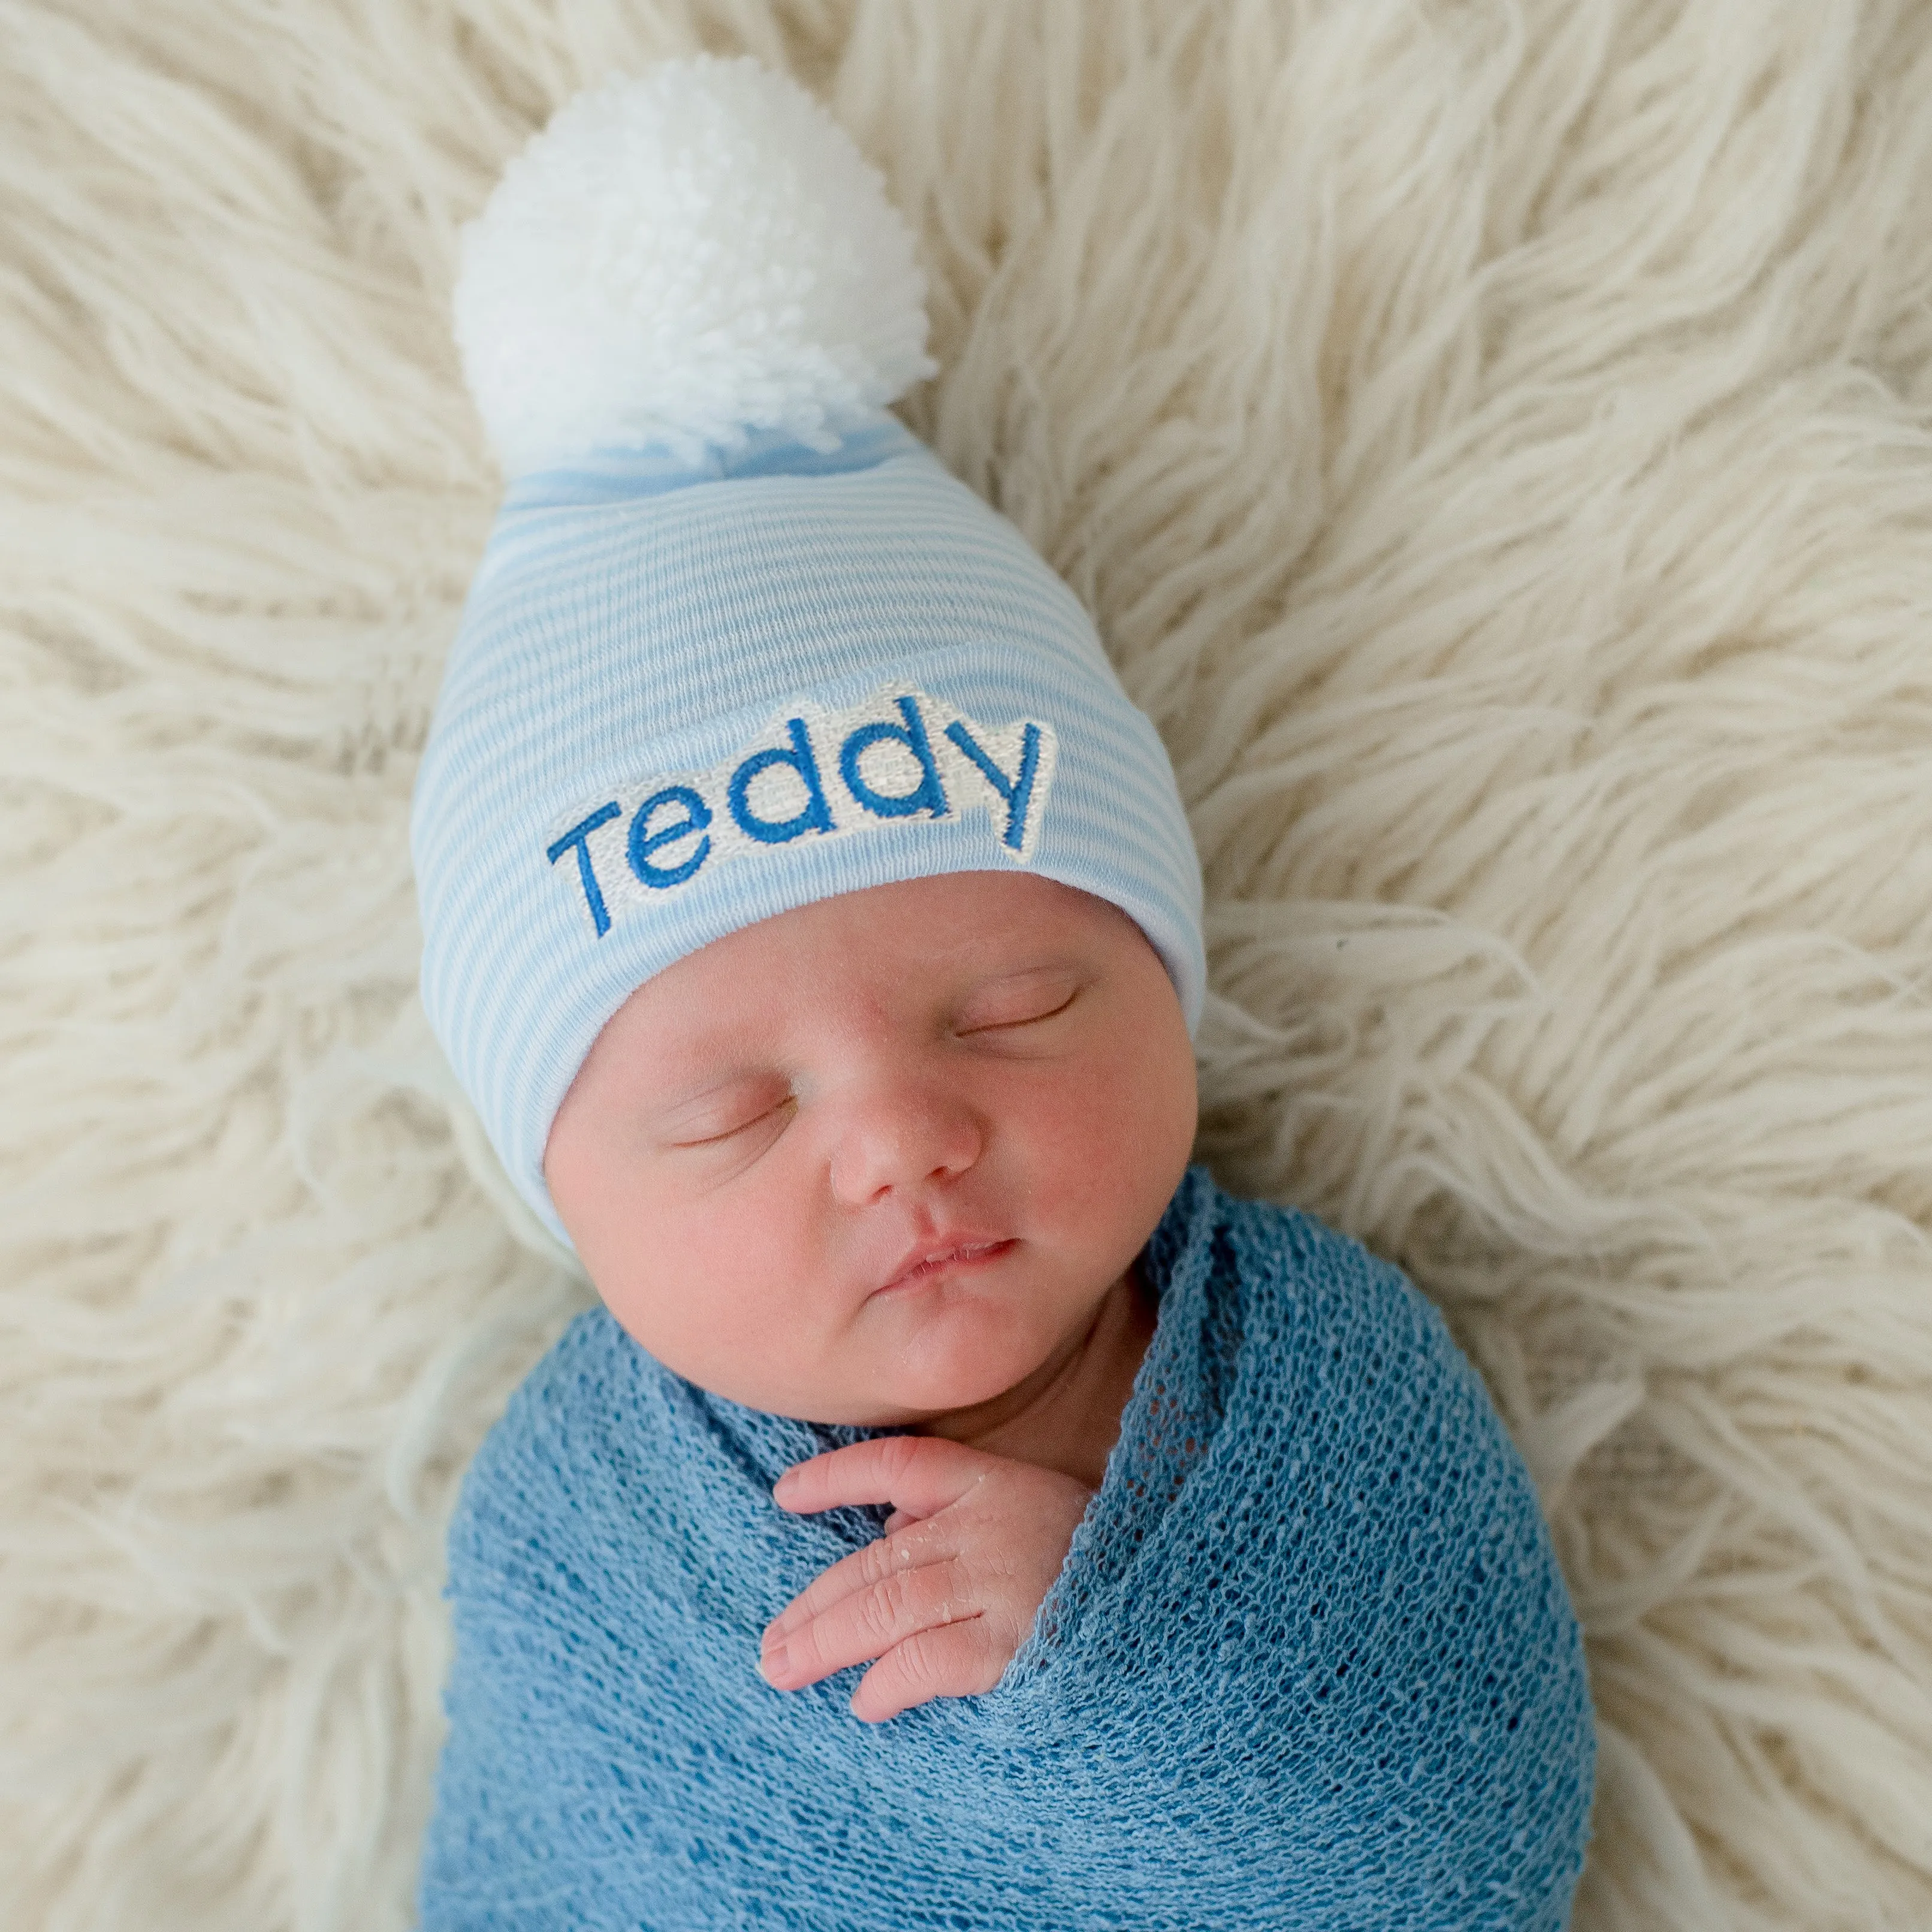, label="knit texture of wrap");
[418,1169,1596,1929]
